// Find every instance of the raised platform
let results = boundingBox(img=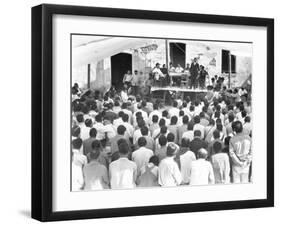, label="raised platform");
[151,86,208,93]
[150,86,207,104]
